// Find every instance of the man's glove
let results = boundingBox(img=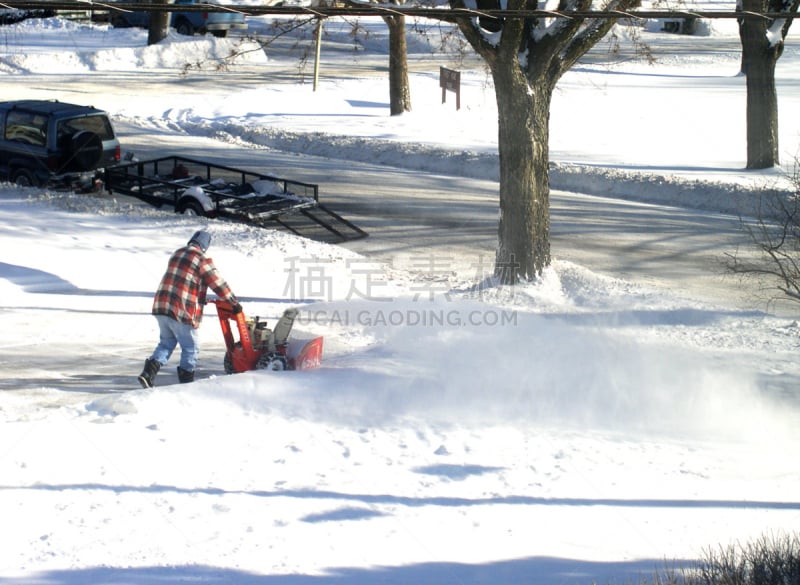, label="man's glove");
[232,302,243,314]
